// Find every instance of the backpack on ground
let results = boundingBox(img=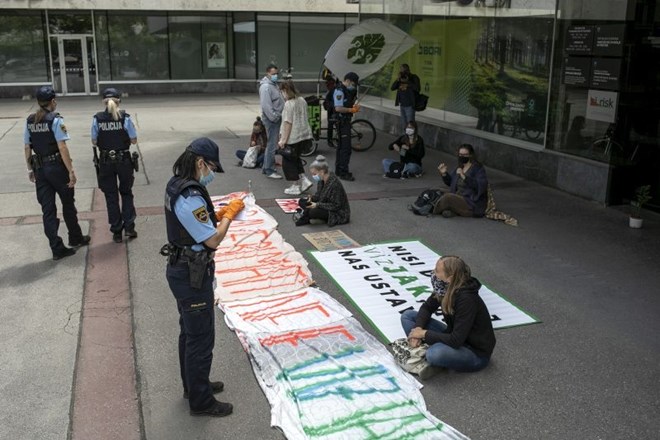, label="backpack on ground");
[410,189,442,216]
[385,161,405,179]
